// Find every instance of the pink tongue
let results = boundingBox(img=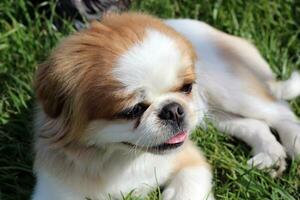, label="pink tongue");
[165,131,187,144]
